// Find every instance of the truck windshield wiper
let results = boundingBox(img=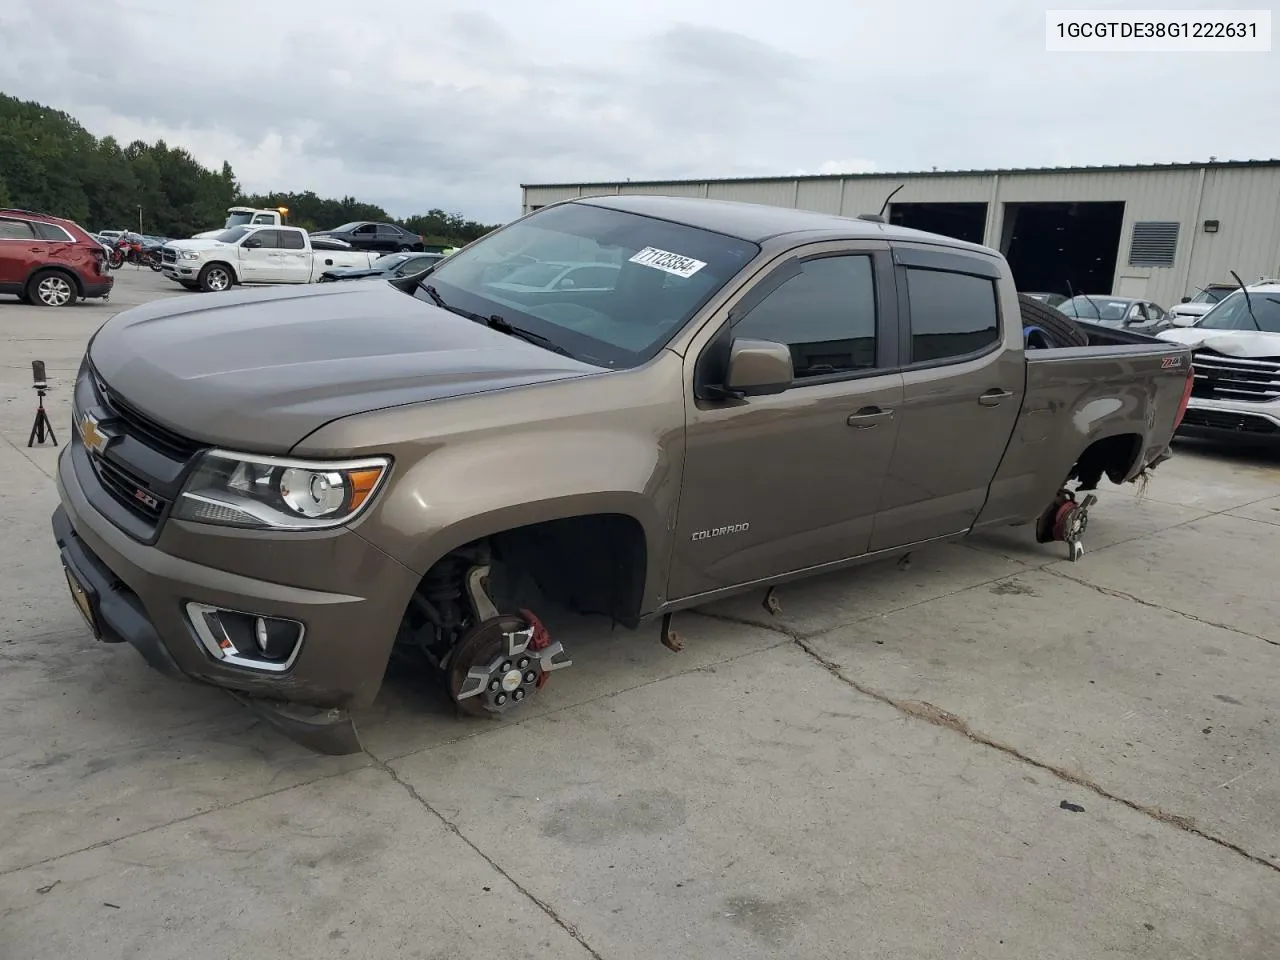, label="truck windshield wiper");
[423,284,576,359]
